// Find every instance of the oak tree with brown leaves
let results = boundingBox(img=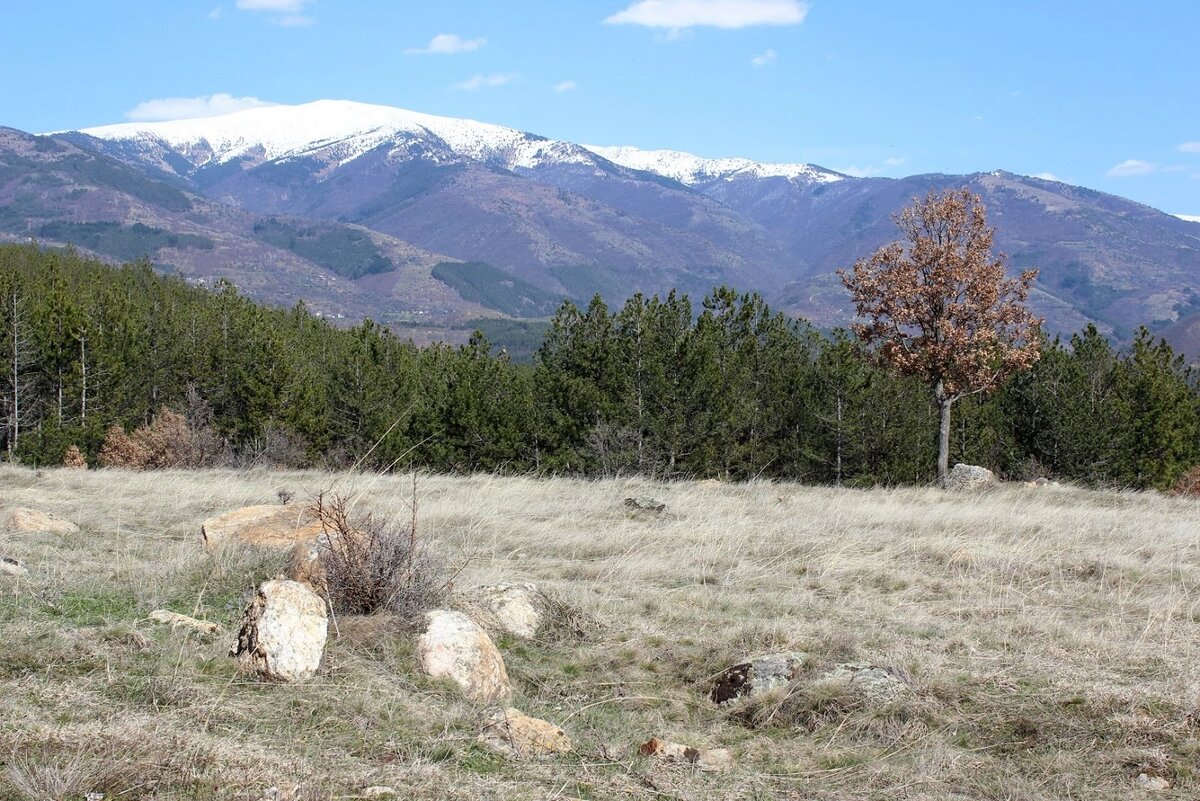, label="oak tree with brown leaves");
[839,188,1042,487]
